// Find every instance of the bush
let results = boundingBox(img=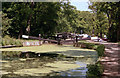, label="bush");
[96,44,105,57]
[85,43,96,49]
[14,40,23,46]
[9,38,15,45]
[1,40,6,46]
[1,36,23,46]
[74,42,98,49]
[74,42,105,57]
[87,62,103,78]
